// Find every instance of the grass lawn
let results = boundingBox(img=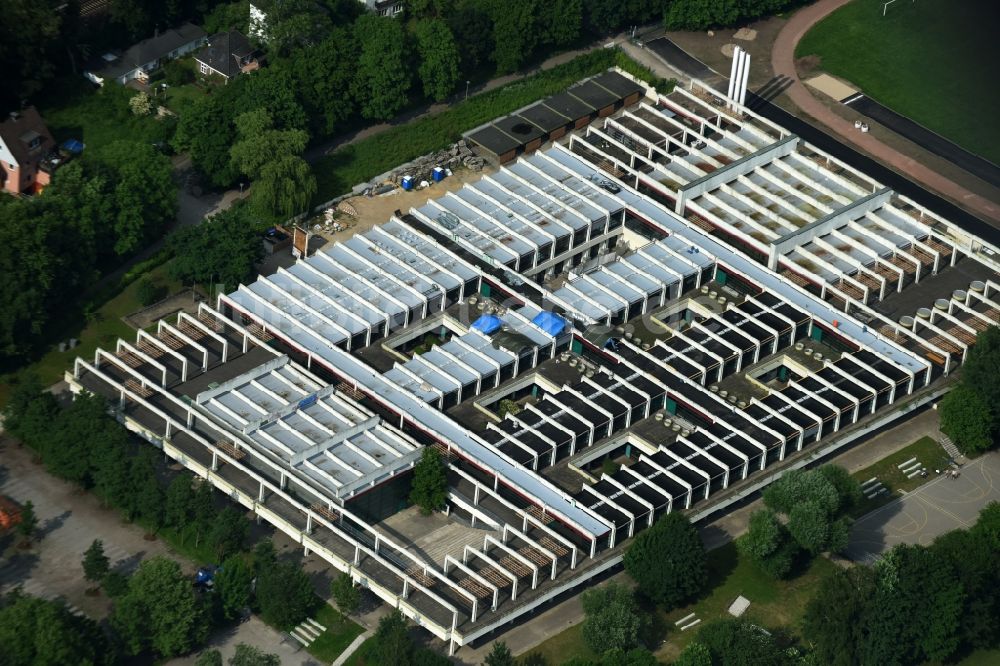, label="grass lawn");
[959,648,1000,665]
[849,435,950,517]
[796,0,1000,163]
[526,542,840,664]
[310,50,667,206]
[306,603,366,662]
[0,262,182,405]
